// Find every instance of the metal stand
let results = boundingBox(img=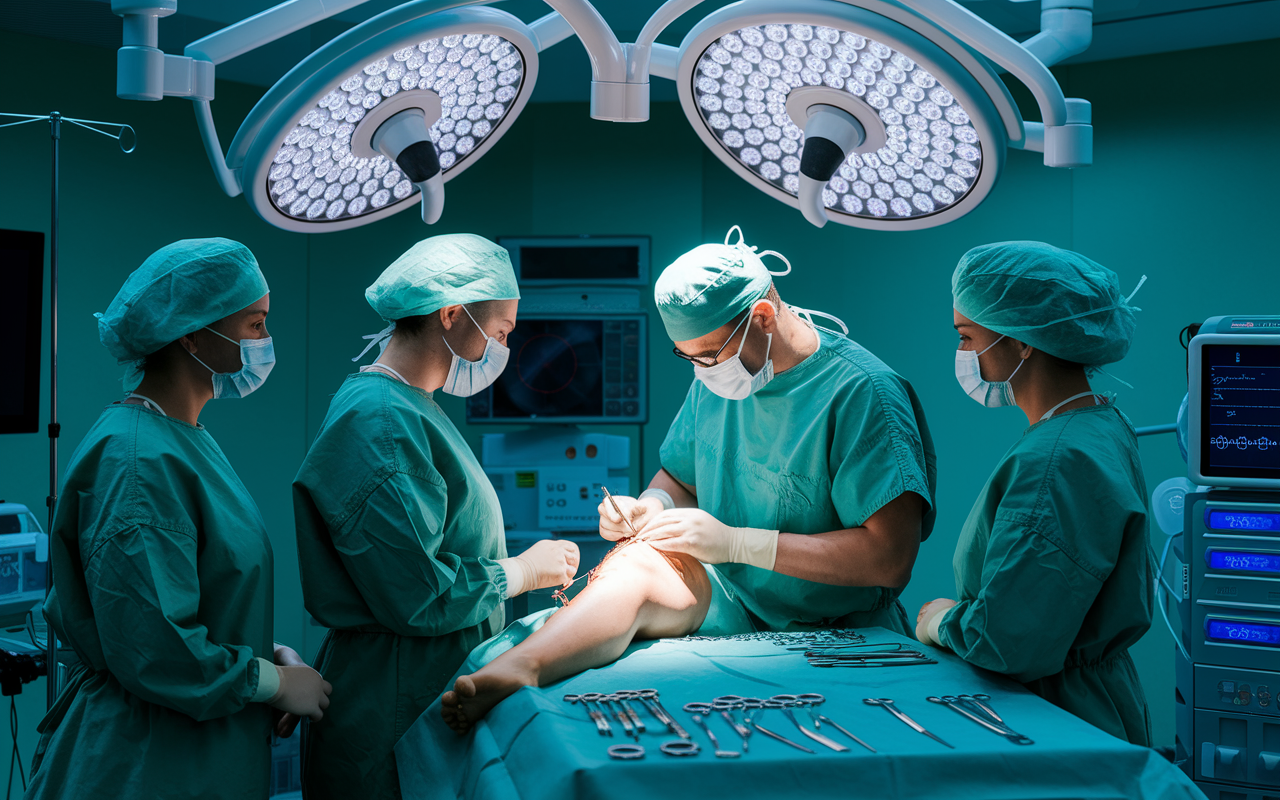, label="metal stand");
[0,111,135,709]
